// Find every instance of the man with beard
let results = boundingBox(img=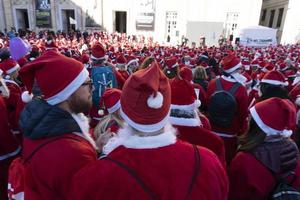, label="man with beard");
[18,51,98,200]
